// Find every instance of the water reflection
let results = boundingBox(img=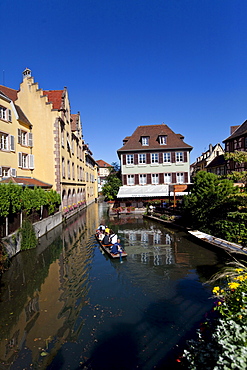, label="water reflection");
[0,203,230,369]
